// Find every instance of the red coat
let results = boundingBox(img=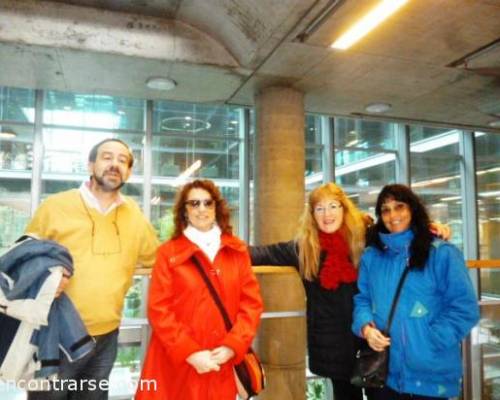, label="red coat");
[136,233,263,400]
